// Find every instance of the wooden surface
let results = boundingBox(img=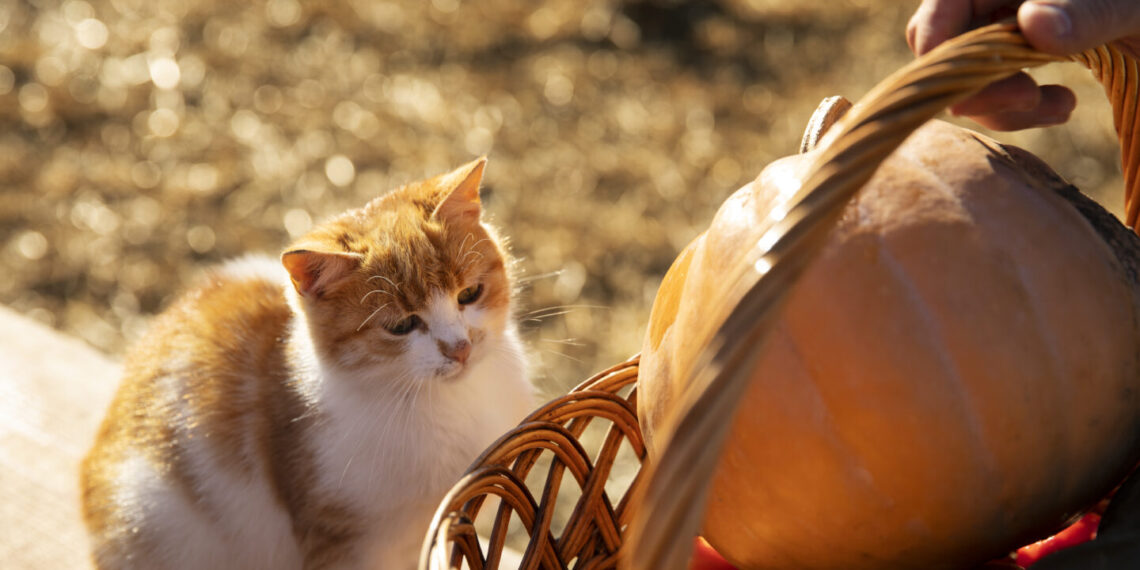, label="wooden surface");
[0,305,120,570]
